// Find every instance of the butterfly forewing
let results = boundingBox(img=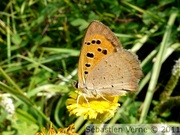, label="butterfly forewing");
[78,21,122,88]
